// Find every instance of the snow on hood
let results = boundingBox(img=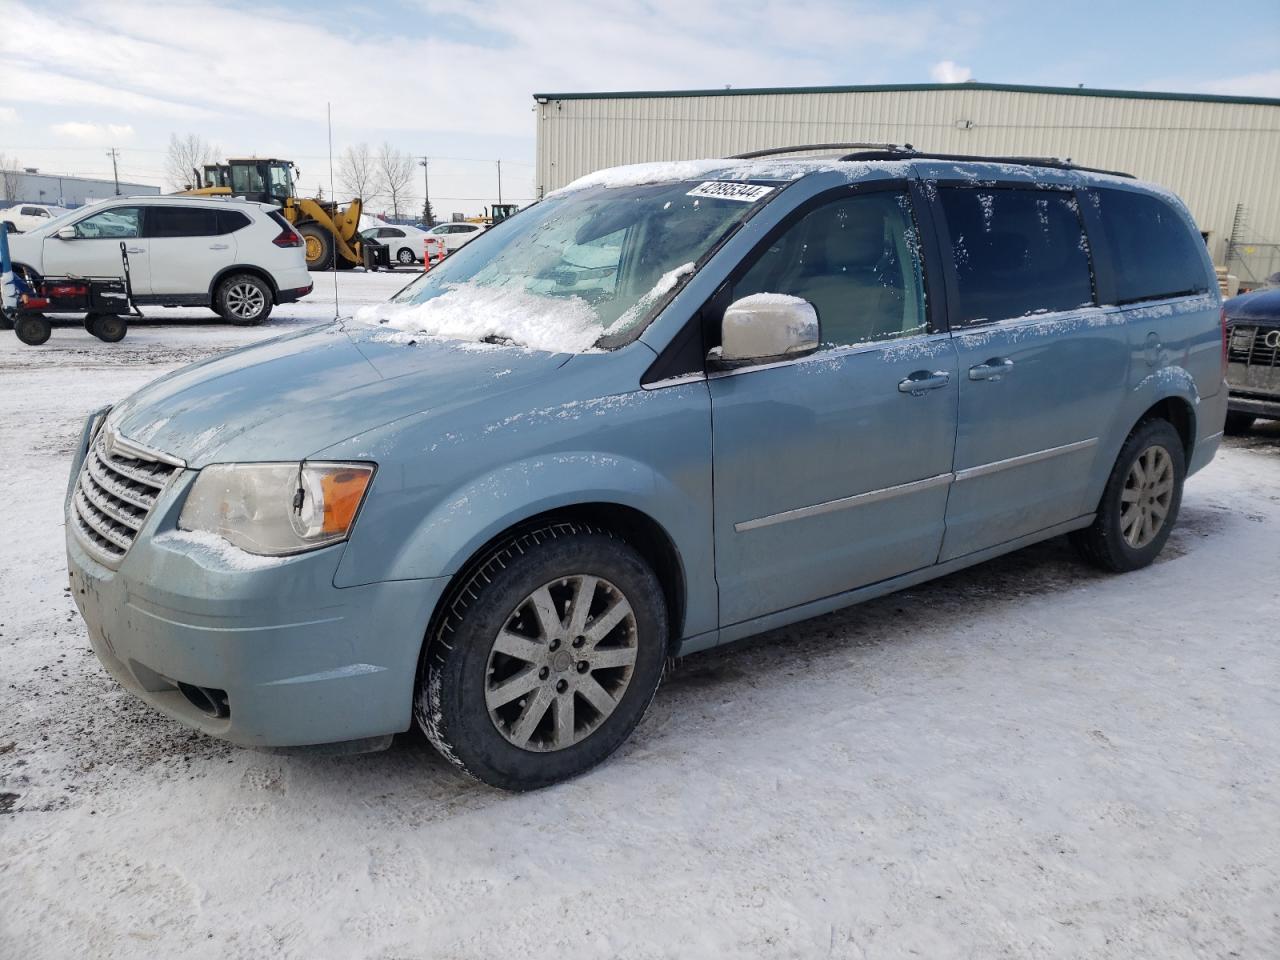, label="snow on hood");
[355,284,603,354]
